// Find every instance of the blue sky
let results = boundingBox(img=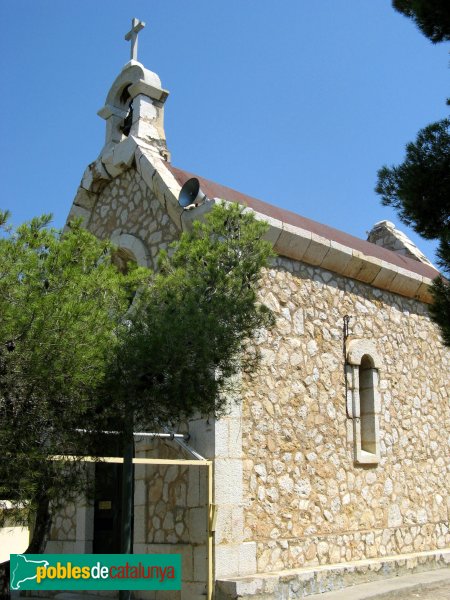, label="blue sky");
[1,1,448,263]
